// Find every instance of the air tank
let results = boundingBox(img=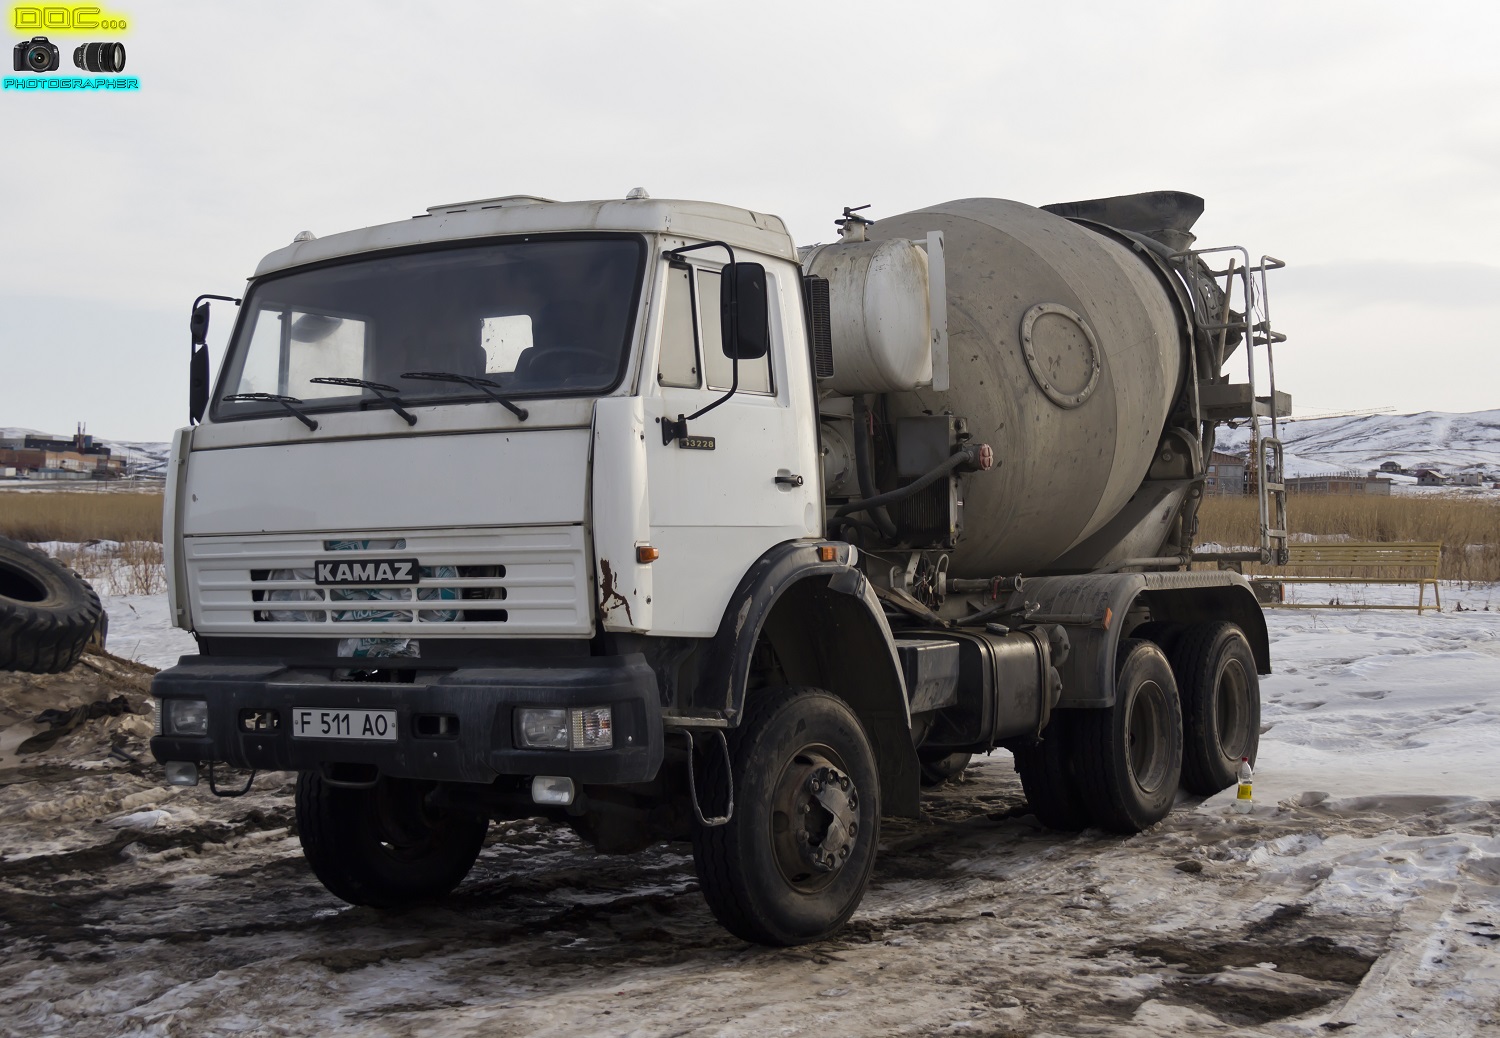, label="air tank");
[861,198,1190,577]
